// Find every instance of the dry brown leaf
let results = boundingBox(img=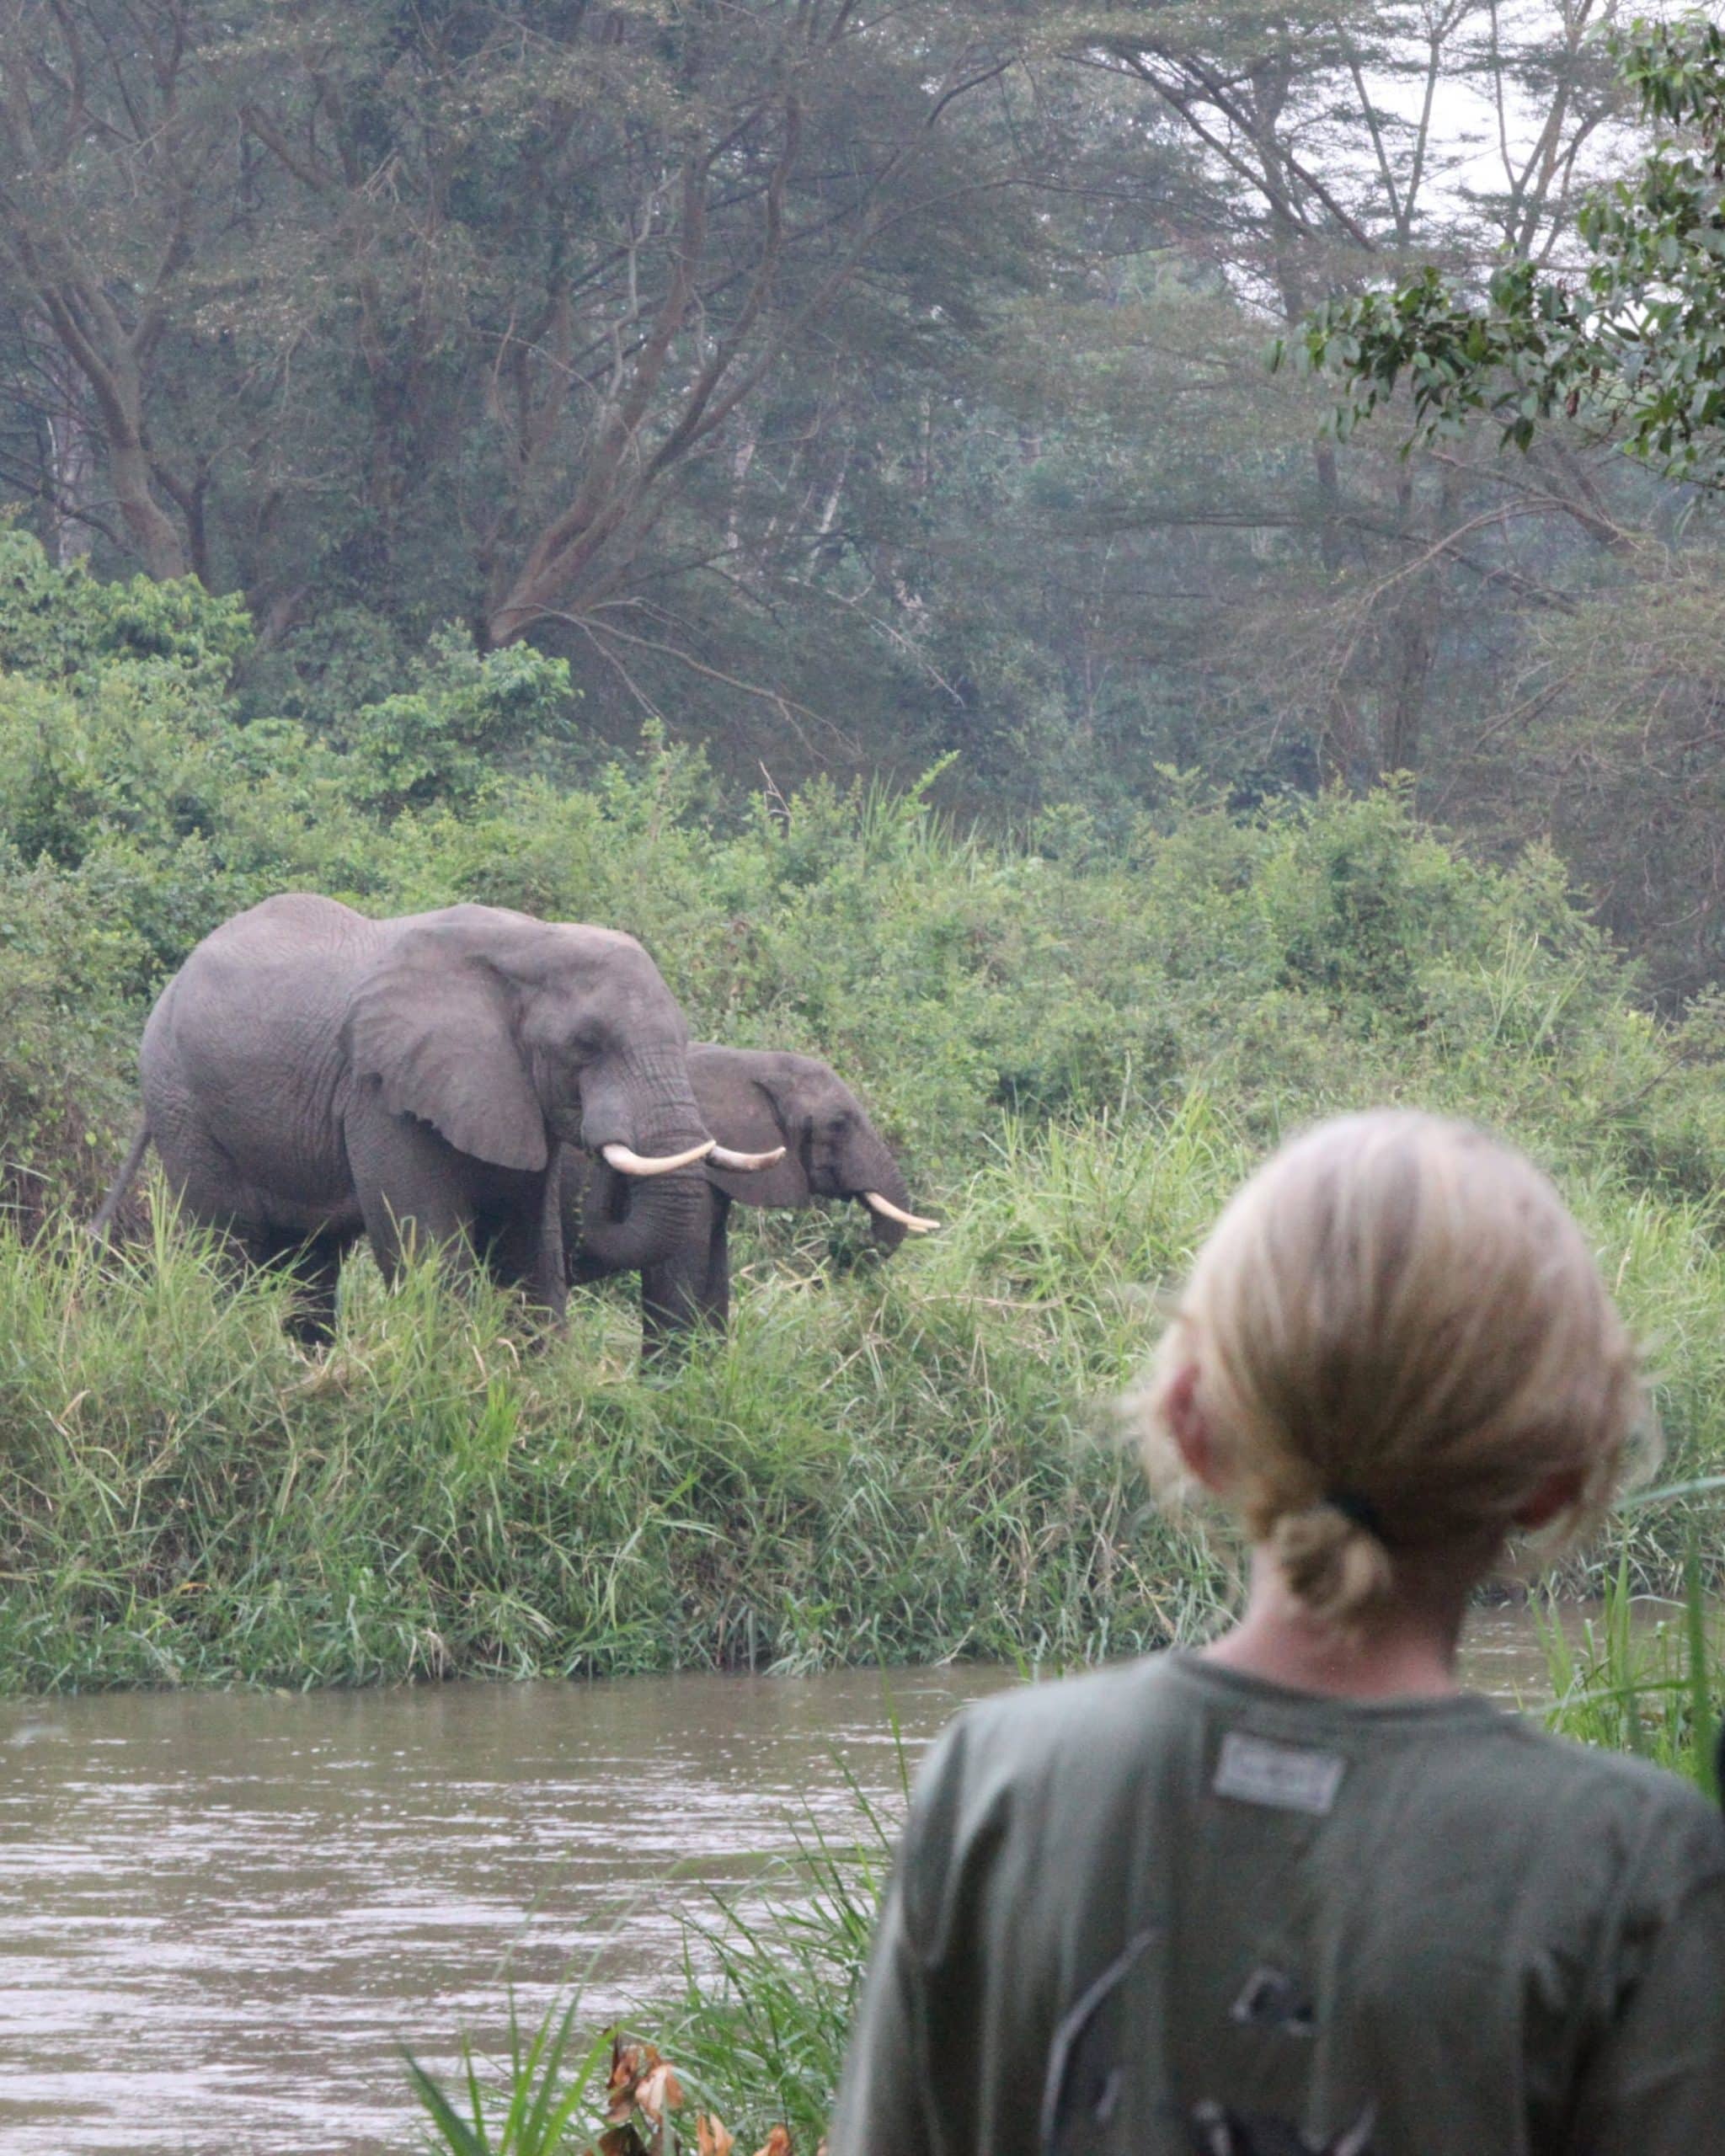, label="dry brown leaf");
[751,2131,793,2156]
[635,2059,684,2124]
[696,2117,736,2156]
[606,2038,654,2123]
